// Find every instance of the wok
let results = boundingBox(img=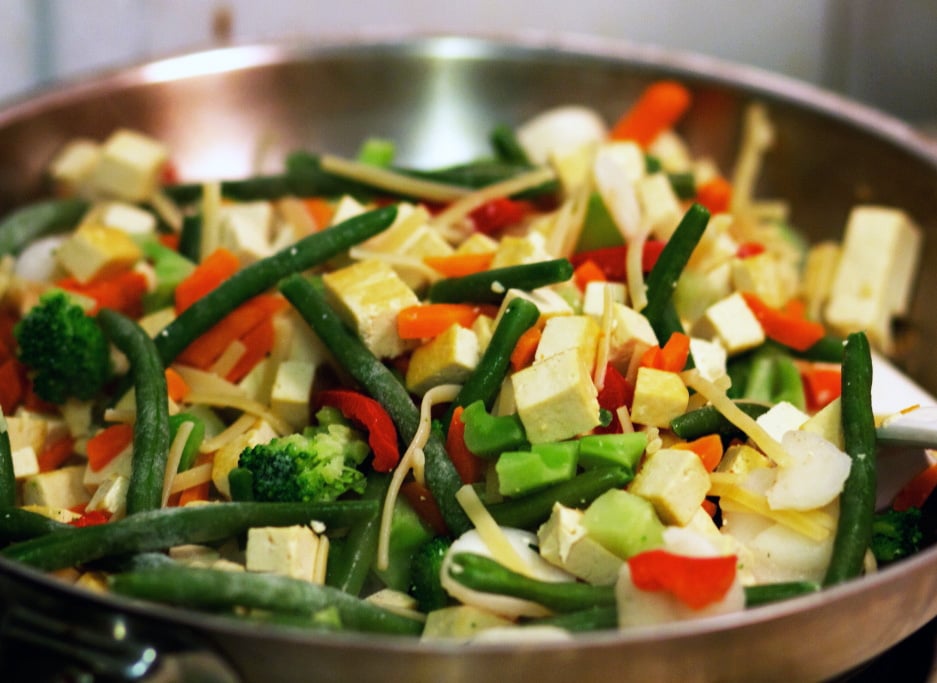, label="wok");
[0,32,936,683]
